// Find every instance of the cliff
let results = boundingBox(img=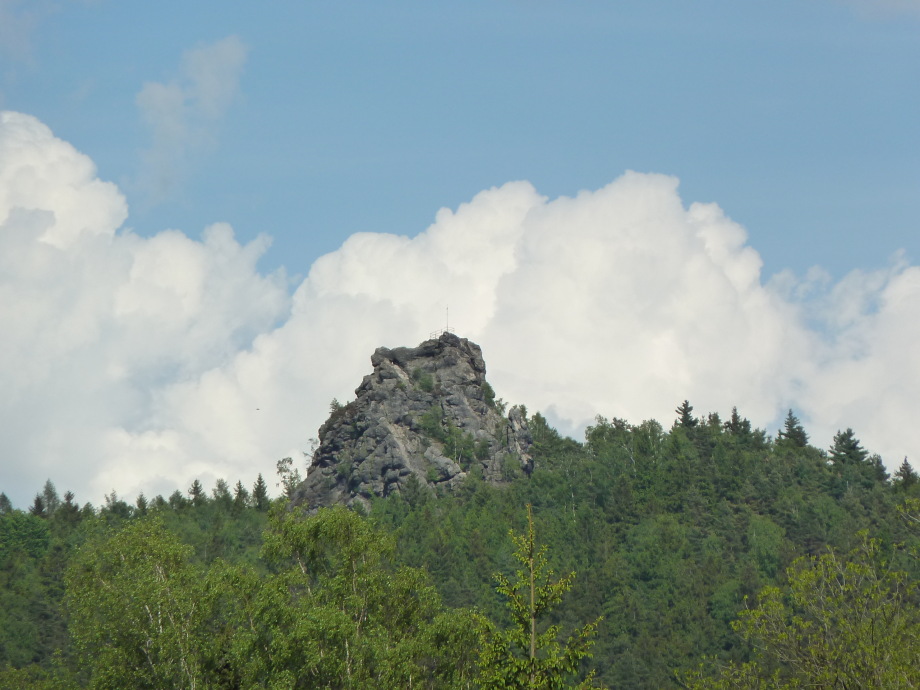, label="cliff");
[290,332,533,510]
